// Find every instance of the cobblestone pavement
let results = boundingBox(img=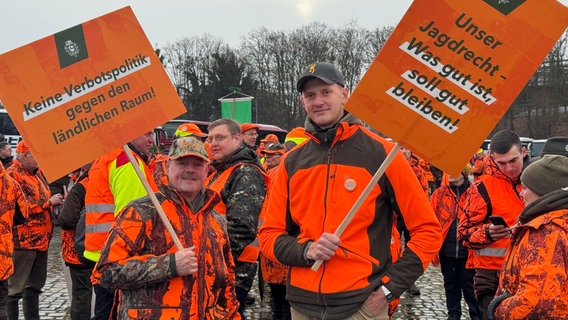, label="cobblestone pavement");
[36,228,473,319]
